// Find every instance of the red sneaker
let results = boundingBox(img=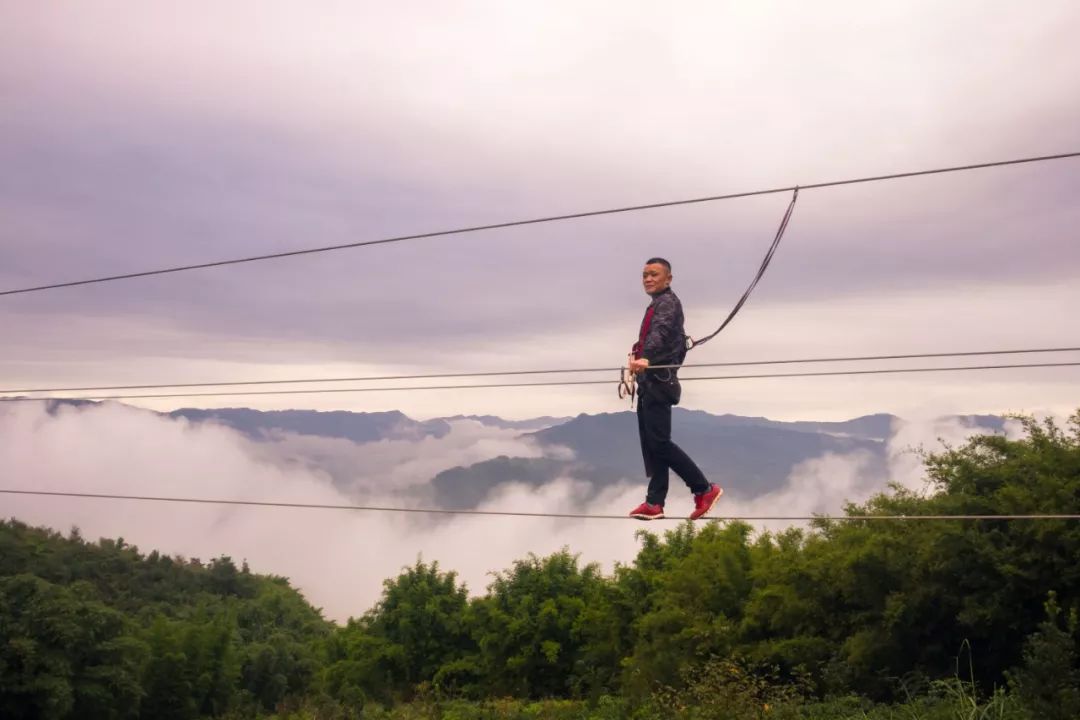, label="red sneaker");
[629,502,665,520]
[690,484,723,520]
